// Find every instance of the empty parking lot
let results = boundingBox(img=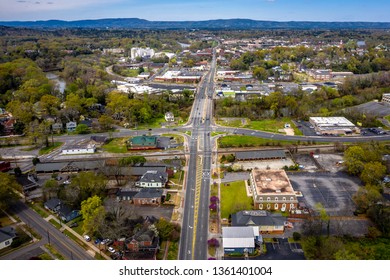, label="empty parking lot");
[288,172,361,216]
